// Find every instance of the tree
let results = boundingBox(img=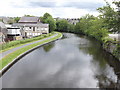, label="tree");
[14,17,20,23]
[113,1,120,33]
[56,19,68,32]
[45,17,56,32]
[43,13,52,19]
[41,13,52,23]
[74,14,109,41]
[67,24,75,32]
[7,18,14,24]
[97,1,118,33]
[41,13,56,32]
